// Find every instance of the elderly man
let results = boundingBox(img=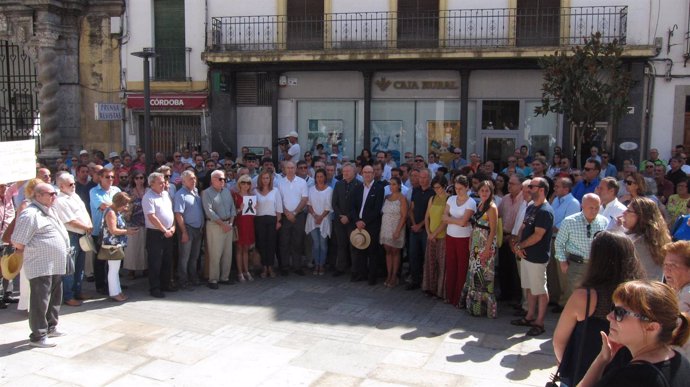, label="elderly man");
[54,173,93,306]
[511,177,554,336]
[450,148,468,170]
[174,170,205,289]
[554,193,609,300]
[89,168,121,295]
[331,163,361,277]
[350,165,385,285]
[143,172,176,298]
[12,183,71,347]
[496,175,524,304]
[277,161,308,275]
[201,170,236,289]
